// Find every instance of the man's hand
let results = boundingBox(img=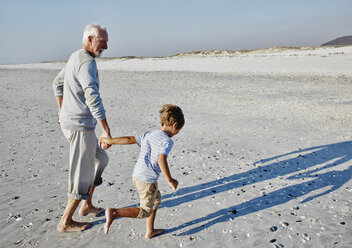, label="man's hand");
[57,113,61,126]
[168,178,178,190]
